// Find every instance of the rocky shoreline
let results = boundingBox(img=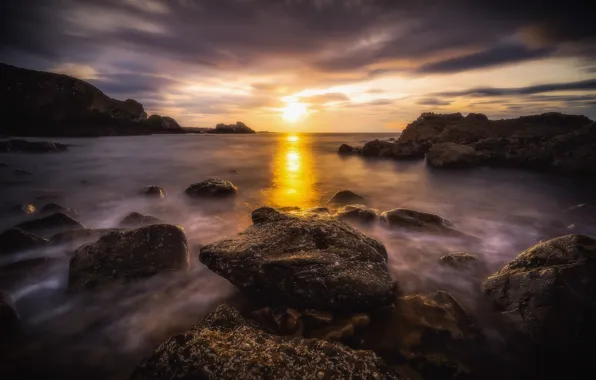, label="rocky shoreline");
[1,181,595,380]
[339,112,596,176]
